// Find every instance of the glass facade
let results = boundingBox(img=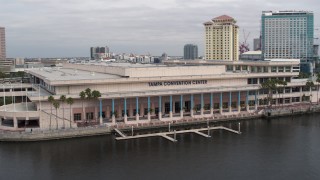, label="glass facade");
[261,11,314,60]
